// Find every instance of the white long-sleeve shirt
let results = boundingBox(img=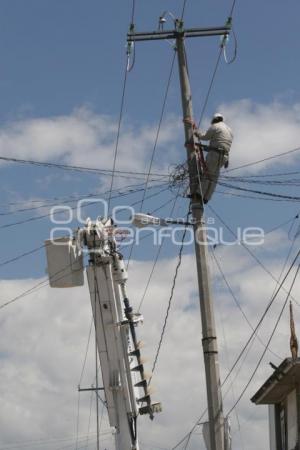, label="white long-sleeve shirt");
[197,122,233,153]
